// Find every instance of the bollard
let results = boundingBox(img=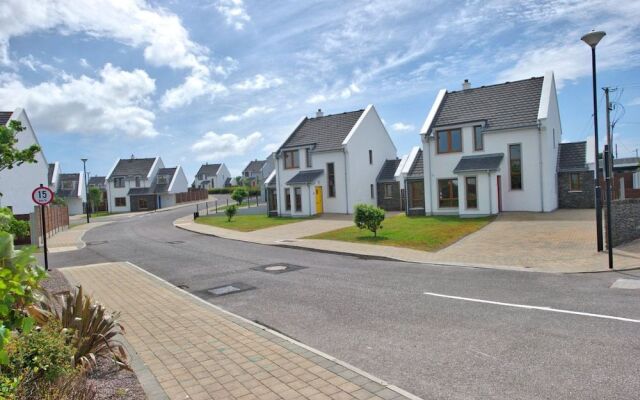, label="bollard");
[206,201,209,215]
